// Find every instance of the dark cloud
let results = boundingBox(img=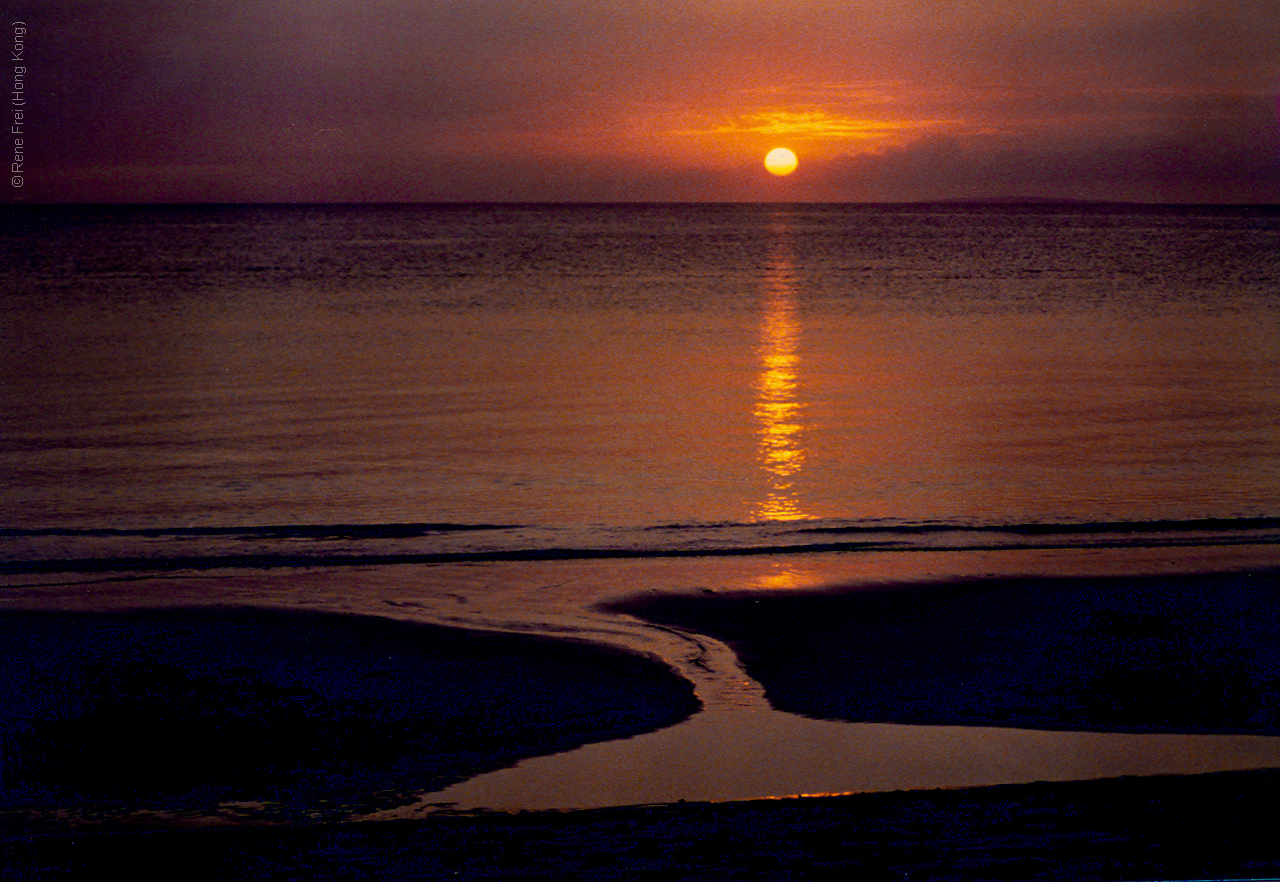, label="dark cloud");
[820,93,1280,203]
